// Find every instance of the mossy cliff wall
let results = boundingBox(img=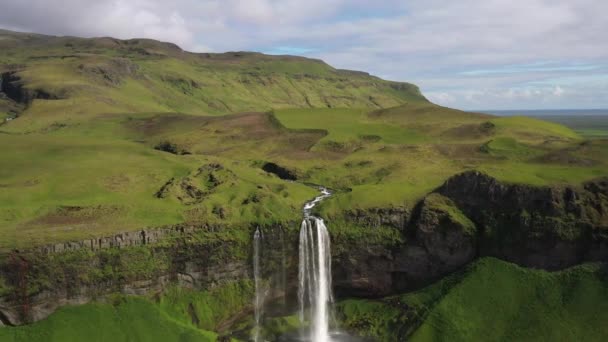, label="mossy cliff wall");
[332,171,608,296]
[1,171,607,328]
[0,223,295,326]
